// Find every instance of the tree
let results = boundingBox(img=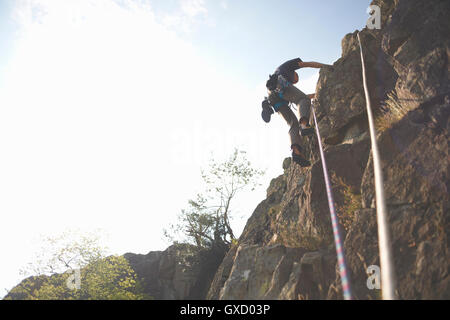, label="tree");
[19,229,105,278]
[5,230,150,300]
[164,149,264,249]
